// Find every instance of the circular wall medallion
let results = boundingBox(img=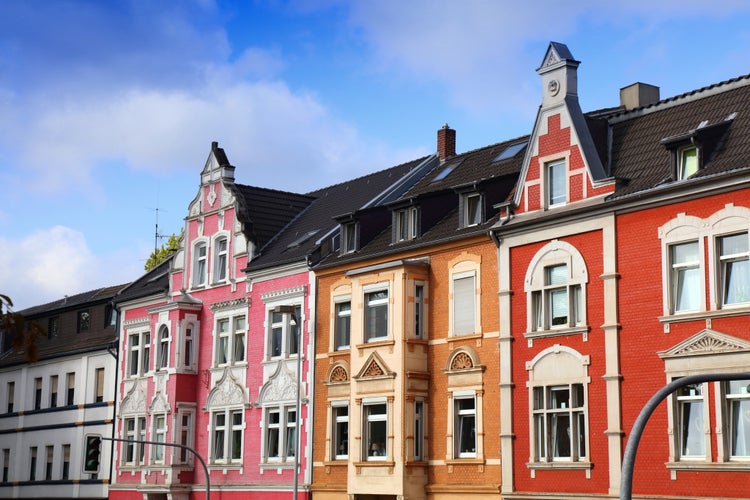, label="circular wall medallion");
[548,79,560,96]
